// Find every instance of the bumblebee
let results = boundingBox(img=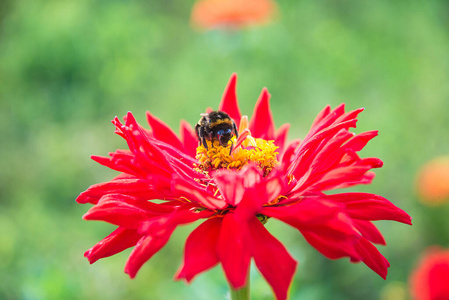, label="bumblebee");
[195,111,238,152]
